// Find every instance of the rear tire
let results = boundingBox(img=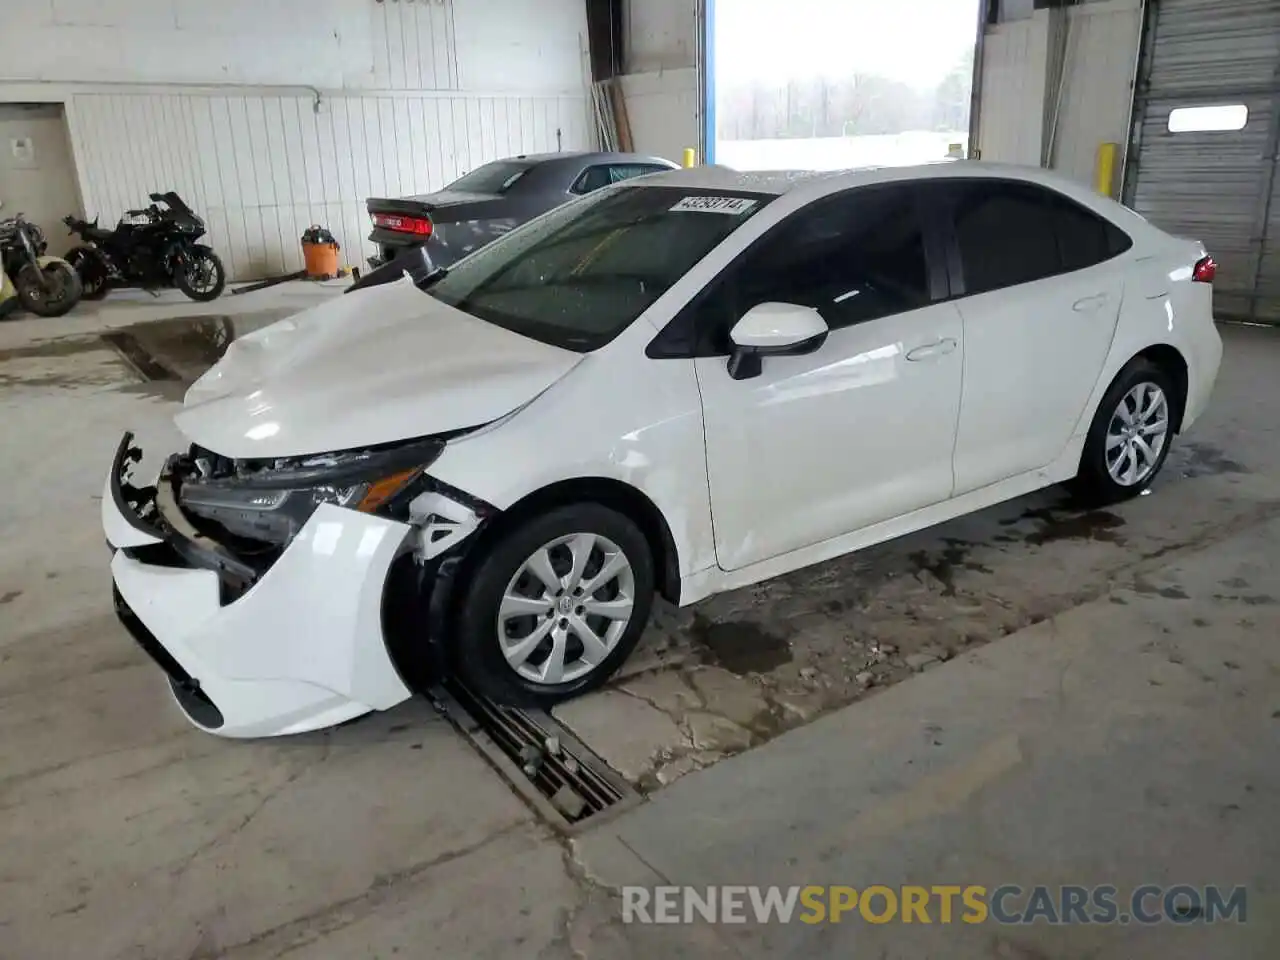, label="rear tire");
[450,504,655,706]
[16,262,82,317]
[1069,357,1178,506]
[175,250,226,301]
